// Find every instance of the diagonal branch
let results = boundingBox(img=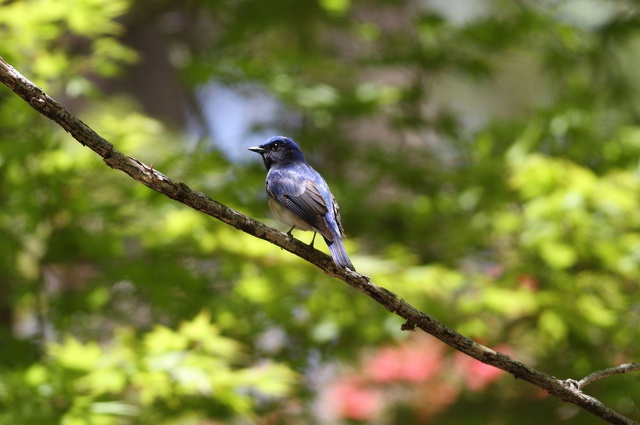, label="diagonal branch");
[0,56,637,425]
